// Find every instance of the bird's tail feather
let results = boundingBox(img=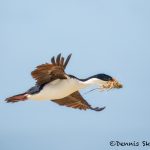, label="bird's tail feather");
[5,93,28,103]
